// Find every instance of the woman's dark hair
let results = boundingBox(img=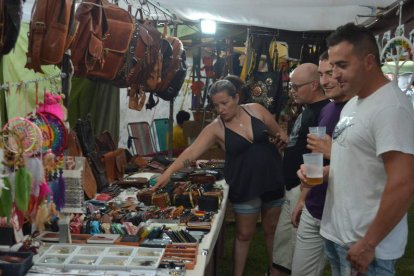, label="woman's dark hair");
[209,79,237,98]
[224,75,250,104]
